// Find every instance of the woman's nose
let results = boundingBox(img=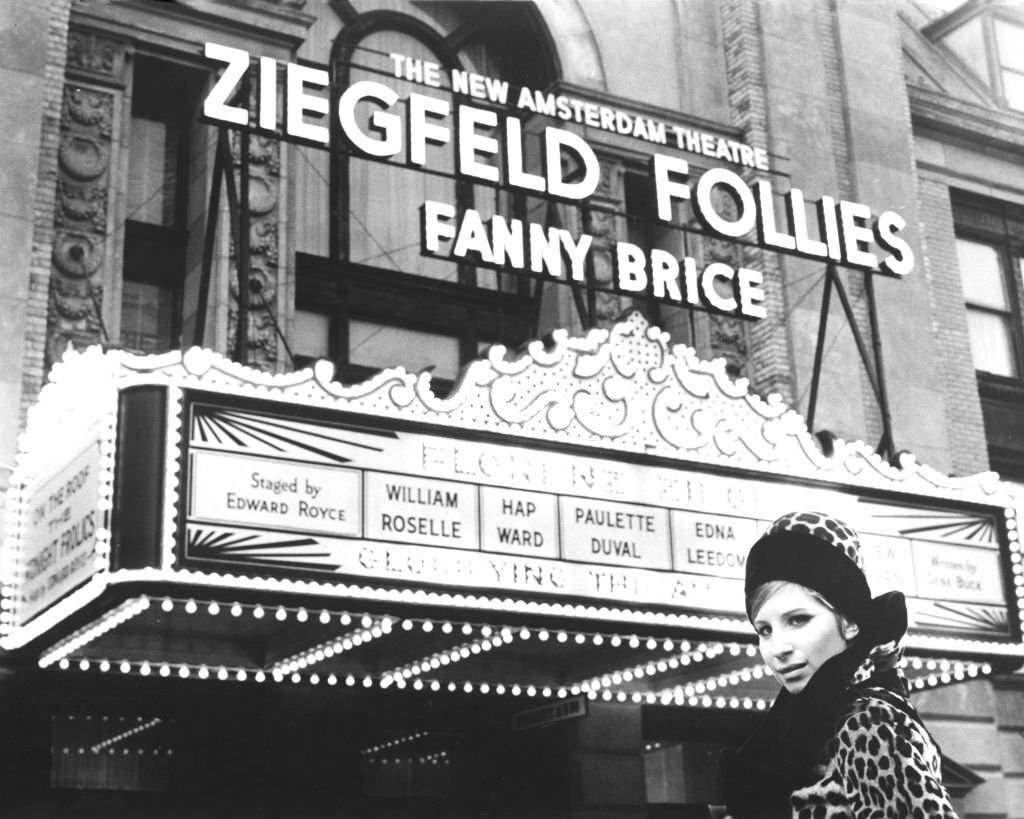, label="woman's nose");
[770,636,793,658]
